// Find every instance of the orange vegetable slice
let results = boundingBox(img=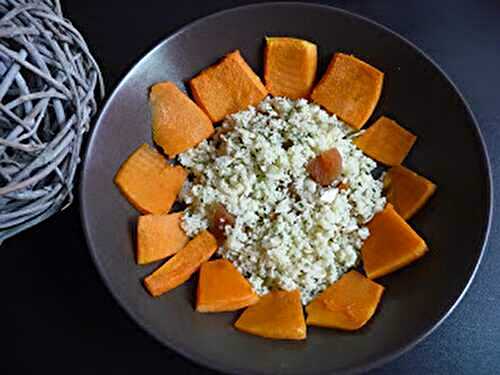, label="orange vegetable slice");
[144,230,218,297]
[189,50,268,122]
[136,212,189,265]
[354,116,417,166]
[114,144,187,214]
[306,271,384,330]
[385,165,437,220]
[196,259,259,312]
[234,290,306,340]
[264,37,318,99]
[362,204,428,279]
[310,53,383,129]
[307,148,343,186]
[150,81,214,158]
